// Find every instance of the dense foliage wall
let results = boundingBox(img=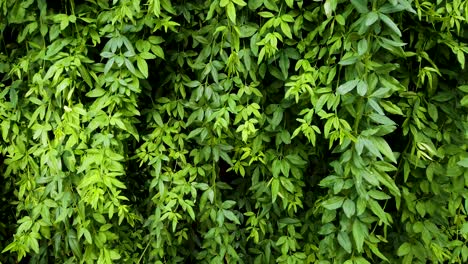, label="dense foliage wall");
[1,0,468,263]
